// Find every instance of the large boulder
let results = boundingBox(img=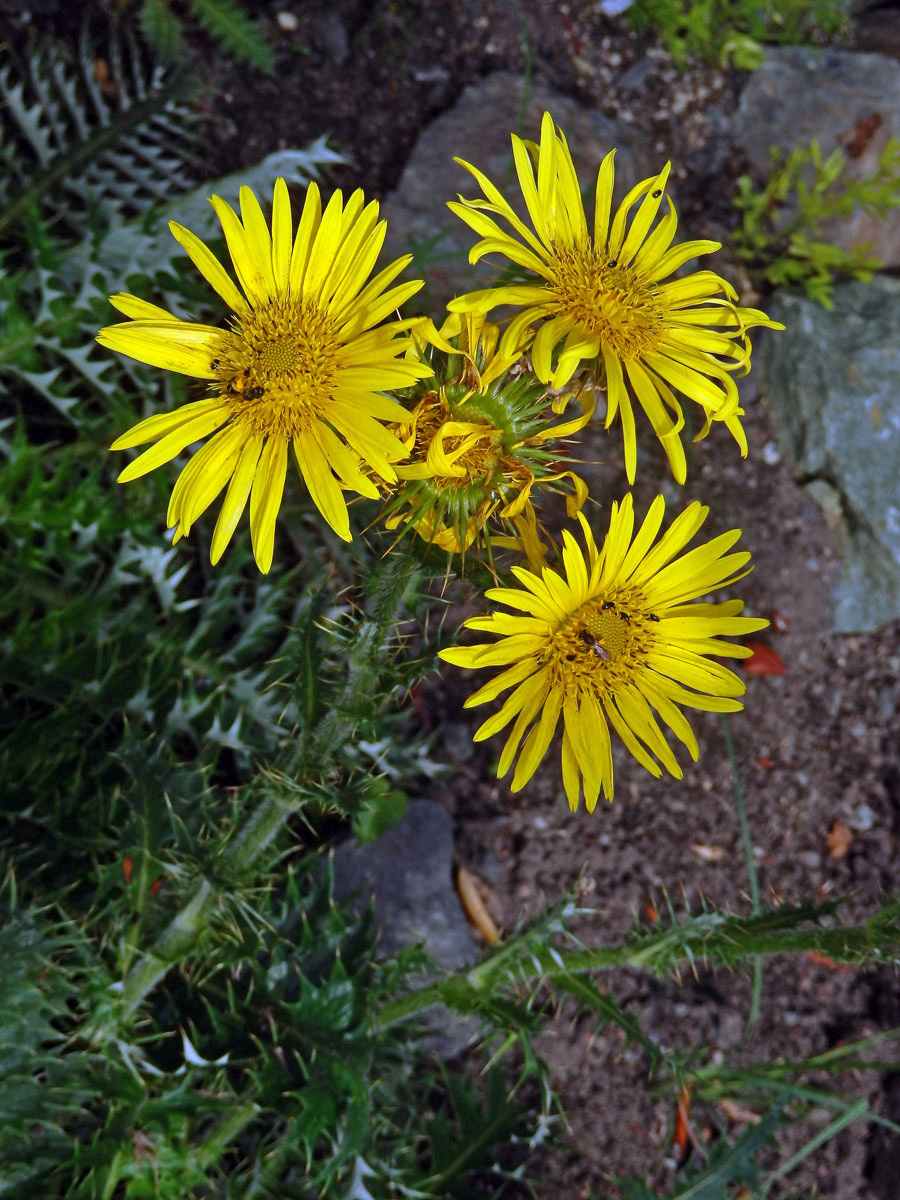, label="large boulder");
[756,276,900,632]
[381,72,654,314]
[732,47,900,269]
[331,799,480,1056]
